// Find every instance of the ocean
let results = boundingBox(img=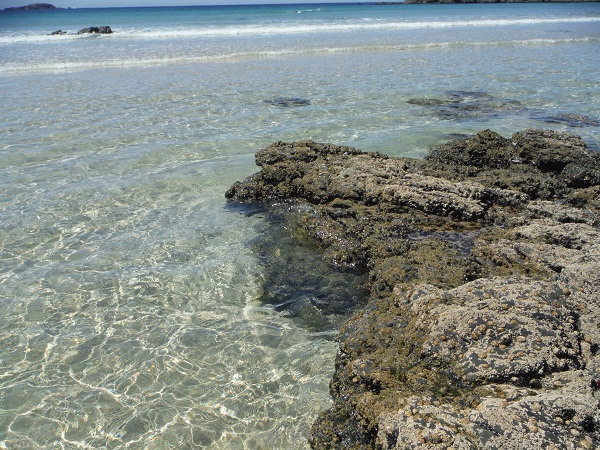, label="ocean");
[1,2,599,448]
